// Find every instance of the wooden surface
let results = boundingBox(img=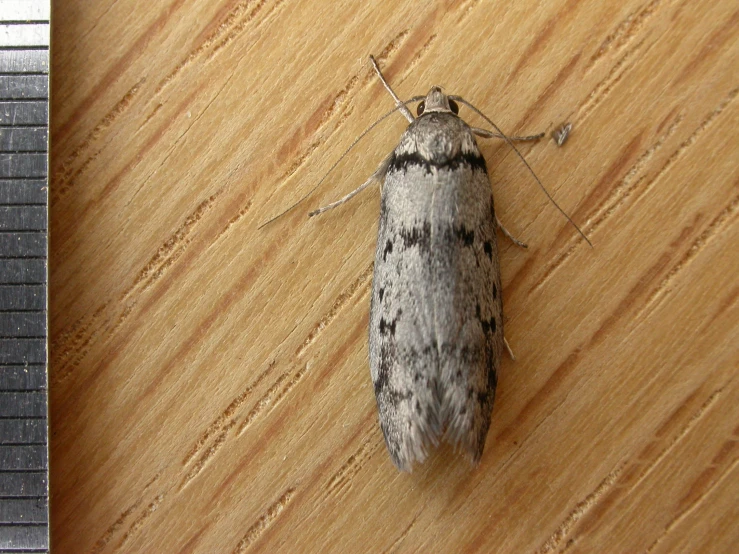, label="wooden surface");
[49,0,738,552]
